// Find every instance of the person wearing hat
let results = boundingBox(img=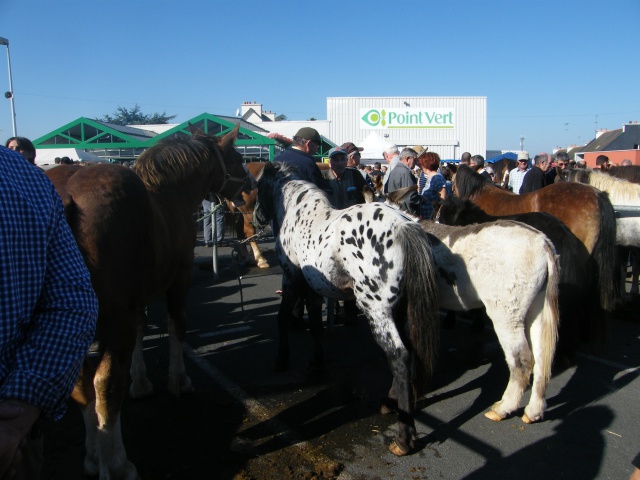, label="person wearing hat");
[507,152,531,194]
[341,142,363,169]
[386,147,420,215]
[325,147,367,210]
[324,146,368,325]
[273,127,327,190]
[520,152,552,194]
